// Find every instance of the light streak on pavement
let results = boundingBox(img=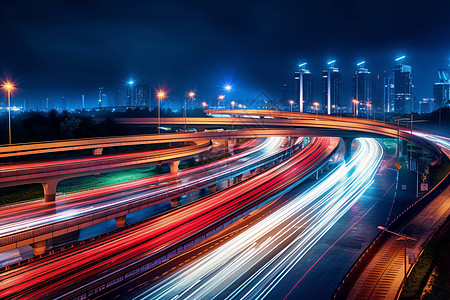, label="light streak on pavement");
[0,137,336,299]
[0,137,285,238]
[132,138,383,300]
